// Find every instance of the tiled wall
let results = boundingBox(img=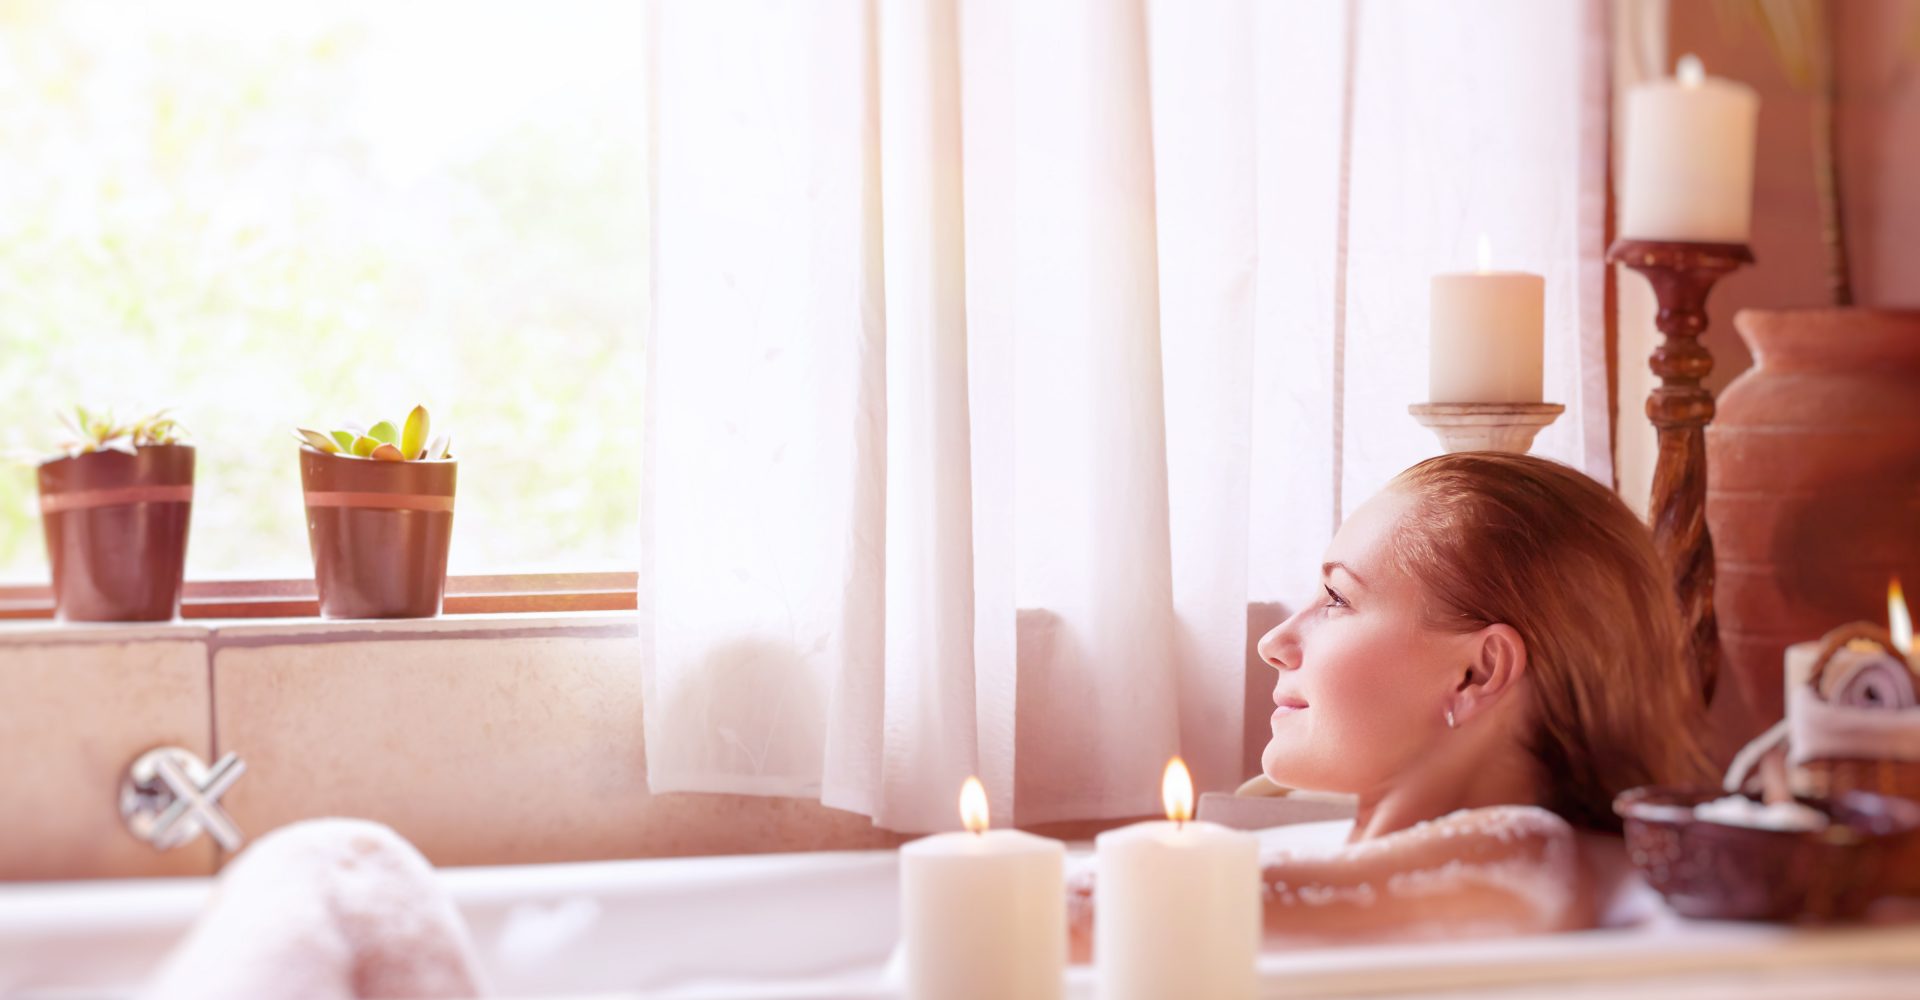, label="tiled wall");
[1,625,215,880]
[1,613,903,882]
